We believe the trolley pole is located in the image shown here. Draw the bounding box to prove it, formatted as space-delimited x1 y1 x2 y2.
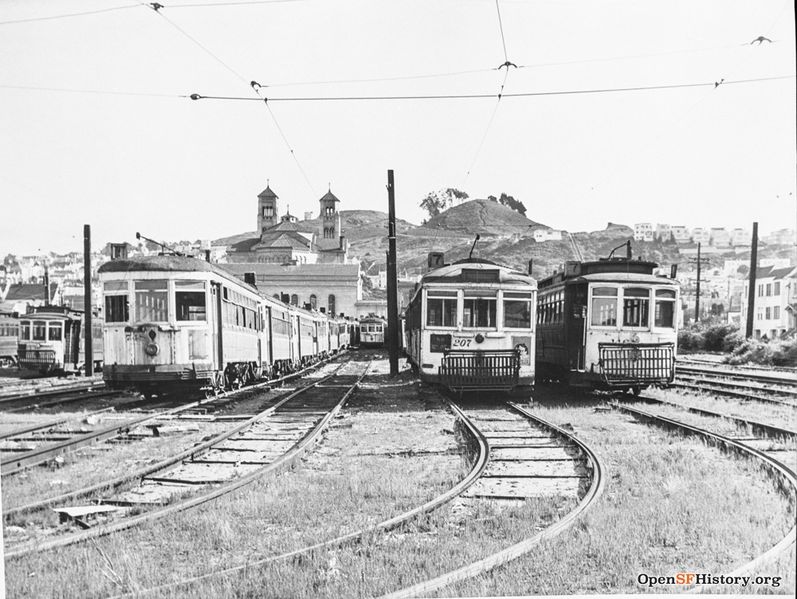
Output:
745 222 759 338
83 224 94 377
386 170 400 376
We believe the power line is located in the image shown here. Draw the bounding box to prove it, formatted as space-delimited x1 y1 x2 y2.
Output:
0 3 140 26
0 84 184 98
495 0 510 65
188 74 795 103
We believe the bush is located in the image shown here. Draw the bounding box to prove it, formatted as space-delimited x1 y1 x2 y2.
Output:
677 322 742 353
725 334 797 366
677 327 704 352
702 324 738 352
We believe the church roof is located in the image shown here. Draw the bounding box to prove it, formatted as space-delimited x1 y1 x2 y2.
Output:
258 185 278 199
320 190 339 202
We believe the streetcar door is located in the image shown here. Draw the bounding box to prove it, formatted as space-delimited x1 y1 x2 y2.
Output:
567 284 587 370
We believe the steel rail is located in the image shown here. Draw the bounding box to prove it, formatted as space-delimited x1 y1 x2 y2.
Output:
676 365 797 388
670 380 797 408
0 407 118 442
0 381 105 404
627 395 797 439
3 353 345 517
4 358 370 558
616 403 797 591
109 397 492 597
380 402 606 599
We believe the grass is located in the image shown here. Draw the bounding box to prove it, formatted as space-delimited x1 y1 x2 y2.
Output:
4 370 468 598
650 387 797 431
442 405 796 596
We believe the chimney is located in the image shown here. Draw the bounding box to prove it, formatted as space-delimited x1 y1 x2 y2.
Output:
427 252 445 270
243 272 256 287
527 259 533 275
281 293 289 304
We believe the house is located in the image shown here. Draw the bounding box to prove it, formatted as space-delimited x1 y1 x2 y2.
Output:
671 225 691 243
633 223 654 242
709 228 731 248
691 227 710 244
741 265 797 339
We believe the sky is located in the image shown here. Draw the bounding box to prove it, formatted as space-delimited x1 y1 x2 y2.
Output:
1 0 795 256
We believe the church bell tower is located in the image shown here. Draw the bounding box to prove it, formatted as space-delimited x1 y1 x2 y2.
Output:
258 183 278 237
319 188 340 239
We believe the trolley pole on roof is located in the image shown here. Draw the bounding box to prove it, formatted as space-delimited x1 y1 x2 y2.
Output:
386 170 400 376
83 224 93 377
745 222 759 338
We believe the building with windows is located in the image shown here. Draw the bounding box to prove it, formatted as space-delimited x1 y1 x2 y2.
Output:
741 265 797 339
670 225 691 243
222 182 364 317
633 223 654 242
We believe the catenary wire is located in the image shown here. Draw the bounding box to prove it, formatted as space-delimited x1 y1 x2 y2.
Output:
188 74 794 103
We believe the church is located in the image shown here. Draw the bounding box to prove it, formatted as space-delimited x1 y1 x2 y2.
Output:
224 183 364 317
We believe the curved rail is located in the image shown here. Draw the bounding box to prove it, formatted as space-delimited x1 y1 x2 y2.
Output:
616 403 797 590
629 395 797 439
5 358 368 558
110 397 492 597
380 401 606 599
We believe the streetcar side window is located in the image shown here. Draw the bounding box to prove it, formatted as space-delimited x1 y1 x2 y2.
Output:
622 287 650 328
48 322 62 341
33 320 47 341
591 287 617 326
175 281 206 322
654 289 676 328
20 321 31 340
135 280 169 322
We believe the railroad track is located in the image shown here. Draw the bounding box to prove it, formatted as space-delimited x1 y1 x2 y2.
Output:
615 402 797 590
103 395 605 597
3 356 370 558
674 365 797 407
381 401 605 598
0 353 347 478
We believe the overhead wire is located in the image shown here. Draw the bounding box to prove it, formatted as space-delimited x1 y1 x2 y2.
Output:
0 3 140 26
147 2 317 196
188 75 794 103
0 84 185 98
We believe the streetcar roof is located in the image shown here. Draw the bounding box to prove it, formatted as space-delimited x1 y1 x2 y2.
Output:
420 261 536 287
566 273 677 285
98 255 258 296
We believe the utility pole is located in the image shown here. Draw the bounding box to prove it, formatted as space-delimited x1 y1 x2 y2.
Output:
386 170 399 376
83 224 93 377
745 222 759 338
689 242 709 324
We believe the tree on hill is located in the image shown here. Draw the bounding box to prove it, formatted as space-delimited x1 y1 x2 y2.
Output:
420 188 469 220
487 193 527 216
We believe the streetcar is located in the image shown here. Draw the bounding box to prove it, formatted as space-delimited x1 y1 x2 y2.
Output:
359 315 386 348
16 306 103 374
535 243 678 394
405 252 537 394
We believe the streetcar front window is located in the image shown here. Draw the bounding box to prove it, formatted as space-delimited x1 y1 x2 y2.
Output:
654 289 676 328
591 287 617 326
463 293 496 328
105 295 129 323
427 294 457 327
48 322 62 341
135 280 168 322
623 287 650 328
33 321 46 341
504 292 532 328
104 281 130 323
20 321 31 340
176 281 206 321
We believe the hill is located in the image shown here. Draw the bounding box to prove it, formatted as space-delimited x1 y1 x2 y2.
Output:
423 199 545 235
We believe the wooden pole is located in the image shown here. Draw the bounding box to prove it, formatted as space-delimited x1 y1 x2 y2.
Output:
83 224 93 377
745 222 758 338
386 170 399 376
694 242 701 323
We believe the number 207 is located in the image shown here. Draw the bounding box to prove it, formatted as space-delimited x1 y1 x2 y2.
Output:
452 338 472 347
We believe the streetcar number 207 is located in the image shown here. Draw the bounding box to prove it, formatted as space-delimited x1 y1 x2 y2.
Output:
452 338 472 347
